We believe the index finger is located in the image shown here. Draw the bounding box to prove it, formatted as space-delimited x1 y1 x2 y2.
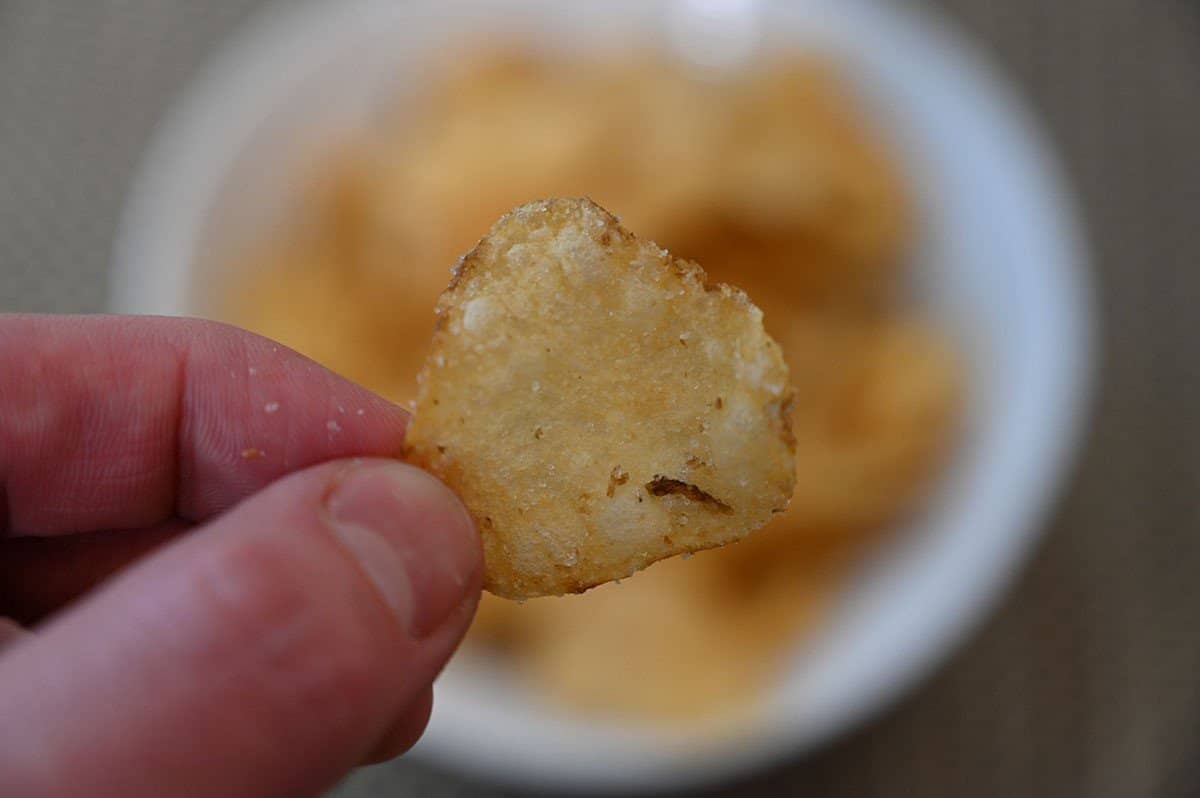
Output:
0 314 409 537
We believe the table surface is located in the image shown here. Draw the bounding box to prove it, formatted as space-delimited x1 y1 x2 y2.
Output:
2 1 1198 796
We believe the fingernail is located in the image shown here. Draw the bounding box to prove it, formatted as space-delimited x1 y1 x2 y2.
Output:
324 462 479 638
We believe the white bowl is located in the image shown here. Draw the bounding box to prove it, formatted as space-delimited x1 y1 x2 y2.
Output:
112 0 1095 792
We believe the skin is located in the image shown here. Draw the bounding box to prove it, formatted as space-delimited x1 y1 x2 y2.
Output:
0 315 483 798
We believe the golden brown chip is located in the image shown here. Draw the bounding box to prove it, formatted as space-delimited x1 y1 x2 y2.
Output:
220 52 963 722
406 198 796 599
226 251 428 402
508 551 836 723
783 316 961 529
516 559 760 721
465 592 525 649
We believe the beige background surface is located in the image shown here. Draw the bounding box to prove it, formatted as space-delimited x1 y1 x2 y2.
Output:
1 1 1198 795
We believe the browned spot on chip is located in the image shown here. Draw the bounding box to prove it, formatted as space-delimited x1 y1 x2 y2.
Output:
645 476 733 513
778 393 797 450
606 466 629 498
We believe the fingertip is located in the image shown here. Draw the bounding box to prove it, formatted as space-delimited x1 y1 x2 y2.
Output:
0 458 479 797
361 687 434 765
324 461 482 639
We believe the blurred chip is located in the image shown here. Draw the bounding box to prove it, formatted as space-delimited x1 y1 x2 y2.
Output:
783 317 961 529
223 52 960 722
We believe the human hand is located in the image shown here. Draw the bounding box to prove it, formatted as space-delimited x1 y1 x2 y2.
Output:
0 315 482 797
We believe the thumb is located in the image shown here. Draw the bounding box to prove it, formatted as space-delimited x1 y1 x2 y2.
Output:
0 459 481 798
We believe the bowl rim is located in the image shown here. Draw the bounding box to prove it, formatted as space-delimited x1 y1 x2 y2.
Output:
111 0 1097 792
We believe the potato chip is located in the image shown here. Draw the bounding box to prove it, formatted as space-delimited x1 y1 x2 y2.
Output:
783 317 961 529
224 52 962 721
516 558 760 721
465 592 525 649
405 198 796 598
505 548 838 723
227 251 428 402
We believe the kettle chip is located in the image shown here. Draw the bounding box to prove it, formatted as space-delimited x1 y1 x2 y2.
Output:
405 198 796 598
